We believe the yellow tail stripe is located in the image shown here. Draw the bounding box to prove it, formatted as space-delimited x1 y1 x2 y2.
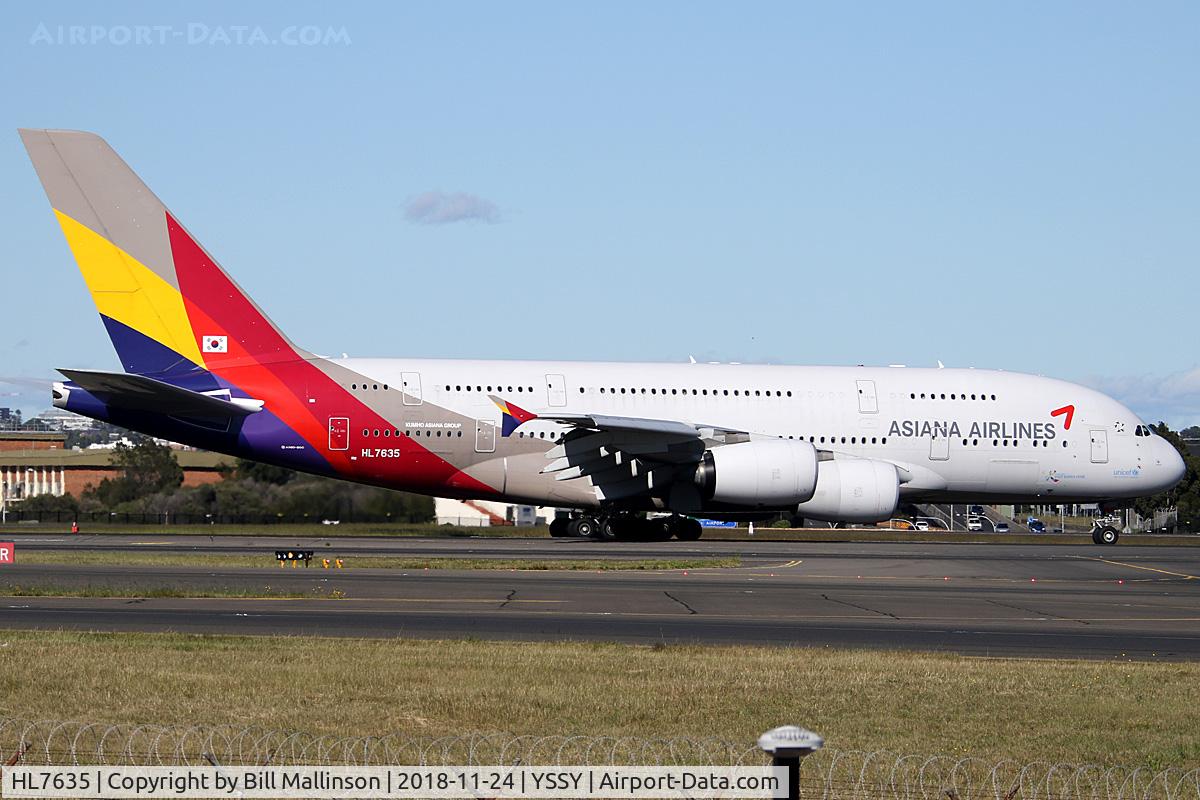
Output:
53 209 204 368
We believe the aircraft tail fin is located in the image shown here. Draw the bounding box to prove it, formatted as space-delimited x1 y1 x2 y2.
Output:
489 395 537 437
19 129 302 378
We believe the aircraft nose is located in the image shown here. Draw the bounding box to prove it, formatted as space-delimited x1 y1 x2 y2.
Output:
1154 437 1186 489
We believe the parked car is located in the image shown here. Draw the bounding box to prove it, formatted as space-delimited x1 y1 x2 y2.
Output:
966 516 984 531
995 522 1010 532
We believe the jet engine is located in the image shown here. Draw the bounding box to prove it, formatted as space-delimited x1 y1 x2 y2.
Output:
694 439 819 507
796 458 900 522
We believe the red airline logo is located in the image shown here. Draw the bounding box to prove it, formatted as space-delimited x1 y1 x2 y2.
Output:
0 543 12 564
1050 405 1075 430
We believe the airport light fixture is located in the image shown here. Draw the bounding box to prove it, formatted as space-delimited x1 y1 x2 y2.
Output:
758 725 823 800
275 549 314 567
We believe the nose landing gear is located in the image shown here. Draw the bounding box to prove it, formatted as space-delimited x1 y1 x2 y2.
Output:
1092 523 1119 545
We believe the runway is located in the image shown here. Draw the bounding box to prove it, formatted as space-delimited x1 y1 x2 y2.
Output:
2 534 1198 659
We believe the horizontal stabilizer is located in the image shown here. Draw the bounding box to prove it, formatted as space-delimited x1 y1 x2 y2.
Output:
58 368 264 420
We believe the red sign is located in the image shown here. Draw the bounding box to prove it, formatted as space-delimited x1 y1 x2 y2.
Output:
0 543 12 564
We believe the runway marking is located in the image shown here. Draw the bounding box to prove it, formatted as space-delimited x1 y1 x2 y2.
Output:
1074 556 1199 581
10 599 1198 625
193 608 1200 628
745 559 803 570
130 541 174 545
682 558 803 575
0 595 565 604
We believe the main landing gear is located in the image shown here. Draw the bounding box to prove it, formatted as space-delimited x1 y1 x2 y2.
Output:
1092 524 1120 546
551 513 703 541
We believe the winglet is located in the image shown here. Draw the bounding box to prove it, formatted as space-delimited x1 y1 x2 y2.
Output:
488 395 537 437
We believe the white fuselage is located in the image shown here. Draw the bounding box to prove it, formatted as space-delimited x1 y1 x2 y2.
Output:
331 358 1184 508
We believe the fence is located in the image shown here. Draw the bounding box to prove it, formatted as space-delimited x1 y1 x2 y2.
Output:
0 718 1196 799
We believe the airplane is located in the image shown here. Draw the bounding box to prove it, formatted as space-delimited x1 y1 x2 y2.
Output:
19 129 1185 545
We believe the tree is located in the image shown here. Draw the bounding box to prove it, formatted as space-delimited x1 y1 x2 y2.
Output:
15 493 80 517
86 440 183 507
1131 423 1200 531
234 458 297 485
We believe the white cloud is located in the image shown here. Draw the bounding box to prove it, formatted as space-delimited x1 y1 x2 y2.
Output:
0 375 52 390
1084 368 1200 429
404 191 500 225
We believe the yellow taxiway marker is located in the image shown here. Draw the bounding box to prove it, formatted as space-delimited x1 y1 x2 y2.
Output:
1076 555 1199 581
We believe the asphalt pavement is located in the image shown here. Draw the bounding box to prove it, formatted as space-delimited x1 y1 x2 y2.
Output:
1 534 1197 659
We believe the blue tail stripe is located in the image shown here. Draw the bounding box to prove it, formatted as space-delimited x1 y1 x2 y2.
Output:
100 314 202 377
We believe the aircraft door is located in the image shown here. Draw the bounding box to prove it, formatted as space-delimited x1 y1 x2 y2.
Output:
401 372 422 405
1090 429 1109 463
475 419 497 453
328 417 349 451
546 374 567 407
929 434 950 461
856 380 878 413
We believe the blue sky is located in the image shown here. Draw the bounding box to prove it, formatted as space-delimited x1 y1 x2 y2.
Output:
1 2 1198 426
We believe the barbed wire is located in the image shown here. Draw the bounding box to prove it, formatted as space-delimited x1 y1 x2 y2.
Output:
0 718 1196 799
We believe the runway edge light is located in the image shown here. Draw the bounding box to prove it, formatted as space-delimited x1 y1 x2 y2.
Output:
757 725 823 800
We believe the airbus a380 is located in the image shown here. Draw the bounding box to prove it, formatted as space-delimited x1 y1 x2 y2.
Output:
19 130 1185 545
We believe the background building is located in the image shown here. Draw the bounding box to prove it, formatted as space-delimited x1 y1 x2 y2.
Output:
434 497 556 527
0 432 231 503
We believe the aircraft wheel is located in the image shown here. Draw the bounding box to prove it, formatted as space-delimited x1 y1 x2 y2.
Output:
596 516 618 541
549 518 570 538
570 517 597 539
633 518 667 541
676 518 703 541
1091 528 1103 545
655 517 680 541
1098 526 1119 546
661 516 683 540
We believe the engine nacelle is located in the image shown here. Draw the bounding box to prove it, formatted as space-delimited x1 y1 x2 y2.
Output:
796 458 900 523
695 439 819 508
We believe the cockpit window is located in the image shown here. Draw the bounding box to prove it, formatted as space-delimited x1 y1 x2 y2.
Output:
1134 424 1153 437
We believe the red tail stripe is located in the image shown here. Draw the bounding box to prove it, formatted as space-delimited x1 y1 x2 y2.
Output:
168 211 496 495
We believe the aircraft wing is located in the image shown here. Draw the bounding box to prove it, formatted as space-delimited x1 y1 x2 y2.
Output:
59 369 264 421
490 395 745 502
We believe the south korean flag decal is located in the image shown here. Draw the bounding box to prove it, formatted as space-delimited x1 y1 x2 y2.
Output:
202 335 228 354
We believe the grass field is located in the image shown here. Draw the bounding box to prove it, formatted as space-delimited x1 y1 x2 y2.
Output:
0 584 325 599
9 551 740 572
3 521 1198 546
0 630 1196 767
